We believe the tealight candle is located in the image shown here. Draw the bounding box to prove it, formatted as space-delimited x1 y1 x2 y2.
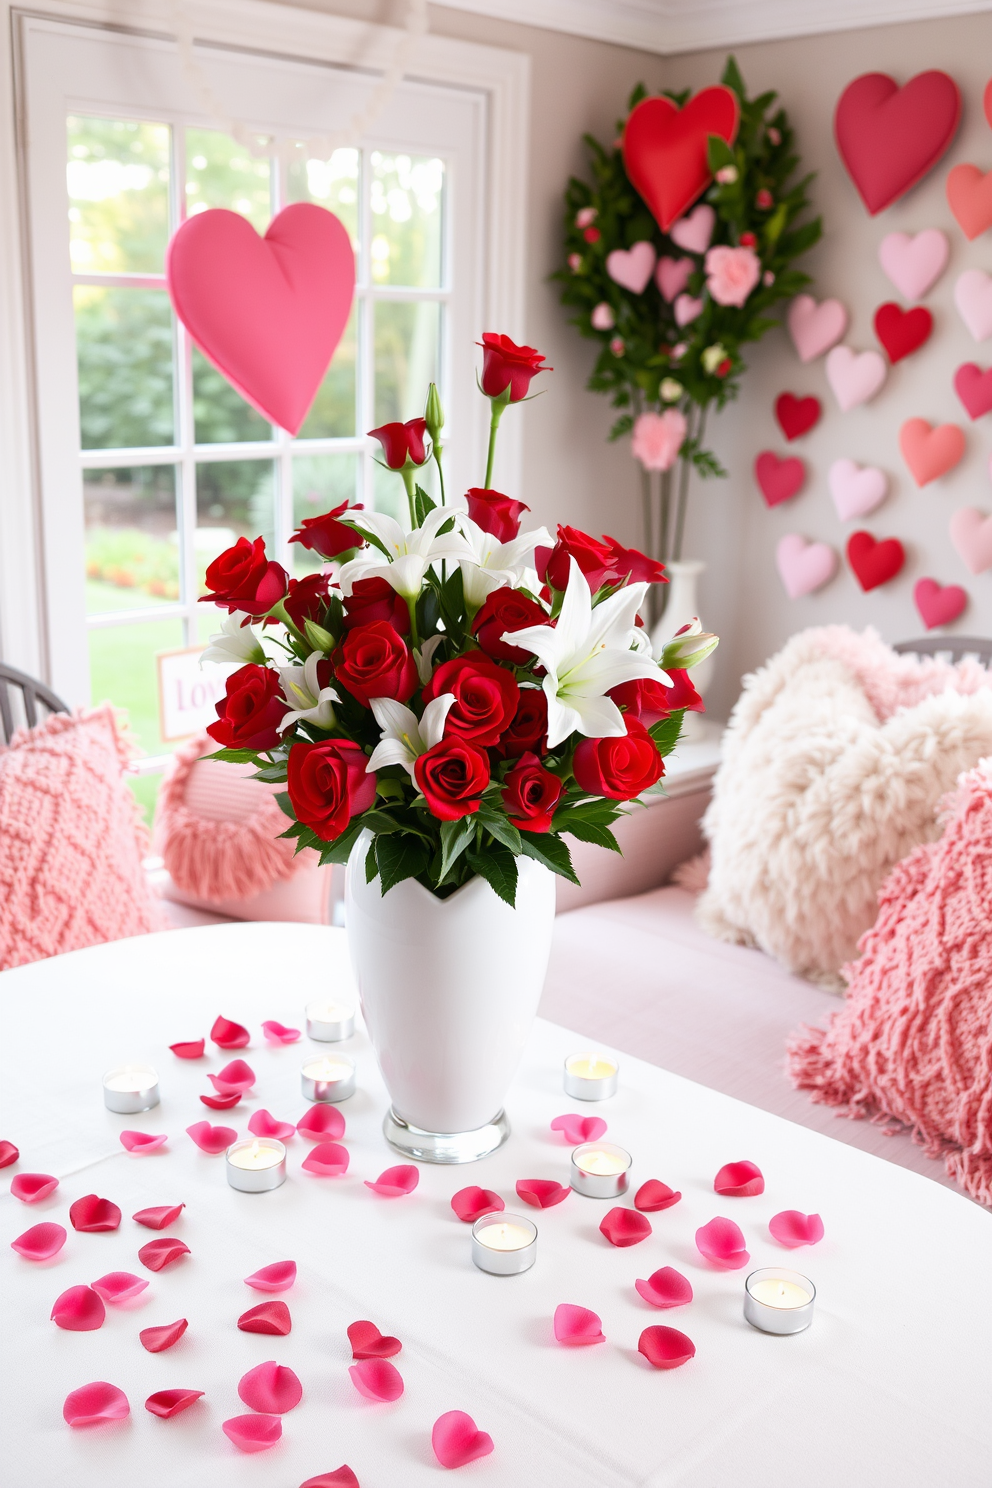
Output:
563 1051 618 1101
306 998 355 1042
301 1053 355 1103
225 1137 287 1193
570 1141 631 1198
102 1064 160 1114
471 1213 537 1275
744 1268 815 1335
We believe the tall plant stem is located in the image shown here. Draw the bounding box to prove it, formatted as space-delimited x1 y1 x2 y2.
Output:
401 467 417 527
673 404 706 562
659 467 672 564
640 463 655 625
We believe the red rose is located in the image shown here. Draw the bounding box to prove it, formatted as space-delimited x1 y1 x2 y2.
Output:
540 525 617 593
200 536 288 618
289 501 363 559
501 752 562 832
342 576 410 634
572 718 664 800
603 536 667 586
478 333 552 402
287 739 376 842
465 487 530 542
415 738 490 821
332 621 417 708
283 573 334 632
422 653 519 746
206 664 286 751
471 589 549 664
368 417 428 470
611 669 703 725
496 689 549 759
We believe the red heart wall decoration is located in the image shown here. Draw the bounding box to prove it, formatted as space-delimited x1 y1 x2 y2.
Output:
953 364 992 420
754 452 805 507
774 393 821 440
622 87 739 233
846 530 906 591
167 203 355 435
946 164 992 241
873 303 933 363
834 71 961 214
914 578 967 629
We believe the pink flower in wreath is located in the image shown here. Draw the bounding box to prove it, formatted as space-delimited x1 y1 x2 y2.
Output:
591 302 615 330
704 245 761 307
631 409 687 472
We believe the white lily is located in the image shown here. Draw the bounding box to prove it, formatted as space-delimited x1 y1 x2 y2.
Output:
366 693 456 778
278 653 340 732
337 506 475 600
455 515 555 610
200 612 267 667
507 558 669 748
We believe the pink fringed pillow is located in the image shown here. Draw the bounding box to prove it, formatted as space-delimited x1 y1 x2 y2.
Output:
788 761 992 1206
0 707 162 969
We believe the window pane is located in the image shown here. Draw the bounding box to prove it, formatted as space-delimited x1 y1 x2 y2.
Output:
286 148 359 249
369 152 443 287
67 116 170 275
186 129 271 230
196 459 275 592
85 466 180 614
298 302 357 439
193 346 271 444
292 454 360 574
373 457 438 525
76 286 174 449
89 616 184 758
374 301 441 425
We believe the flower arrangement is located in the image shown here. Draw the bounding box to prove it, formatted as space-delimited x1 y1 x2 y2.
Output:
200 334 718 907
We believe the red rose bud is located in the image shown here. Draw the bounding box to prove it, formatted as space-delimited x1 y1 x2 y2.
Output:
282 573 334 633
414 738 491 821
583 226 601 243
422 653 519 747
472 589 549 665
478 333 552 403
495 689 549 759
501 752 562 832
573 717 664 800
332 621 417 709
289 500 364 559
544 525 617 593
287 739 376 842
716 358 732 377
342 576 410 634
755 188 774 209
610 670 703 725
465 487 530 542
603 537 667 586
206 664 287 751
200 536 288 617
368 417 428 470
739 232 757 248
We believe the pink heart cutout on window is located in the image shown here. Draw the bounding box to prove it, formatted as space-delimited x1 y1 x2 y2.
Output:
825 346 887 410
755 452 805 507
775 535 838 599
878 229 948 300
656 255 693 302
787 294 848 362
670 203 715 253
674 292 704 326
899 418 965 486
605 241 656 294
914 577 968 629
828 458 888 521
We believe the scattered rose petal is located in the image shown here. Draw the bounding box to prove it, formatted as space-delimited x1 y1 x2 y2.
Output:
638 1325 696 1369
348 1358 404 1402
300 1470 360 1488
145 1388 204 1418
364 1165 418 1197
238 1360 303 1414
222 1413 282 1452
11 1221 67 1260
211 1015 250 1049
301 1142 349 1177
695 1216 750 1269
120 1131 168 1154
139 1318 188 1352
208 1058 256 1094
63 1381 129 1426
70 1195 121 1232
262 1020 301 1044
91 1271 149 1303
550 1113 607 1144
133 1204 184 1230
186 1121 237 1154
0 1139 20 1167
553 1303 605 1346
634 1266 693 1309
138 1237 190 1272
600 1207 652 1247
769 1210 825 1248
347 1320 401 1359
634 1179 682 1212
515 1178 569 1209
451 1186 504 1223
714 1160 764 1197
200 1091 242 1110
245 1260 297 1292
239 1301 292 1336
11 1172 58 1203
169 1039 204 1059
51 1285 105 1331
432 1410 494 1469
248 1109 296 1141
296 1105 345 1141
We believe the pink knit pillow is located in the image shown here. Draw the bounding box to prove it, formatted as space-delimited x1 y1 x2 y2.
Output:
0 707 162 970
788 761 992 1206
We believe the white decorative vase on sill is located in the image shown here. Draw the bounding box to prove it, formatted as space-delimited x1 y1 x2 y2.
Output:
345 832 557 1163
651 558 714 740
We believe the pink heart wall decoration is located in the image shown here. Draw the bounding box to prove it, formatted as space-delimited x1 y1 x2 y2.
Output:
605 241 656 294
953 363 992 420
825 346 887 411
755 452 804 507
656 256 693 302
899 418 965 486
878 229 949 301
828 458 888 520
776 535 838 598
167 203 355 435
949 507 992 574
914 578 967 629
669 203 715 254
946 164 992 241
674 293 703 327
954 270 992 342
833 71 961 214
787 295 848 363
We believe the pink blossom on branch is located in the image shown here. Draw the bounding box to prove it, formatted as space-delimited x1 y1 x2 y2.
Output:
631 409 686 472
704 245 761 307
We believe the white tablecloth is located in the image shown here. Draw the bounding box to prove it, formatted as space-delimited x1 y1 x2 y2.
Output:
1 922 990 1488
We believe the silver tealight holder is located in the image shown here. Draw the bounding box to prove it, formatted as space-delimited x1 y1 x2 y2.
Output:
102 1063 160 1114
225 1137 287 1193
563 1052 619 1101
305 998 356 1042
471 1212 537 1275
301 1053 355 1103
744 1268 815 1335
570 1141 631 1198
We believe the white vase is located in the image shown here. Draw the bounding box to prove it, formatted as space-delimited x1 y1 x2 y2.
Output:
345 833 557 1163
651 558 714 737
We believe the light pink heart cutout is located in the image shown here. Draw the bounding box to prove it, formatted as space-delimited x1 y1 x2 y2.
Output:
605 241 656 294
878 229 949 301
949 506 992 574
914 577 968 629
787 294 848 362
674 293 704 326
825 345 887 410
955 269 992 342
775 535 838 599
899 418 965 486
670 204 715 253
656 255 693 301
828 458 888 521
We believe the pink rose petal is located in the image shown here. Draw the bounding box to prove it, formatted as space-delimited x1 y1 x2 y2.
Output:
91 1271 149 1303
138 1237 190 1272
70 1194 121 1232
120 1130 168 1154
51 1285 106 1331
239 1301 292 1336
301 1142 350 1177
0 1139 20 1167
695 1216 750 1269
248 1109 296 1141
10 1172 58 1203
714 1160 764 1197
211 1015 250 1049
208 1058 256 1094
364 1164 419 1197
550 1113 608 1144
145 1388 204 1418
347 1320 402 1359
301 1470 360 1488
245 1260 297 1292
200 1091 242 1110
11 1221 67 1260
634 1266 693 1309
169 1039 205 1059
451 1186 504 1223
238 1360 303 1414
186 1121 237 1154
600 1207 652 1247
222 1413 282 1452
553 1303 605 1346
634 1179 682 1212
638 1325 696 1369
515 1178 570 1209
139 1318 188 1352
133 1204 184 1230
296 1105 346 1141
63 1381 129 1427
432 1410 494 1469
769 1210 825 1248
262 1020 301 1044
348 1358 404 1402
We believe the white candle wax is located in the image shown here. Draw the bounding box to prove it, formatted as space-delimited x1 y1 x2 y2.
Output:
576 1148 626 1176
225 1137 287 1192
102 1064 159 1113
570 1141 632 1198
471 1212 537 1274
566 1055 617 1082
563 1050 618 1100
302 1057 351 1081
744 1268 816 1335
228 1139 284 1171
475 1222 534 1252
305 998 356 1042
306 1000 353 1023
301 1052 355 1103
749 1278 812 1309
103 1066 157 1093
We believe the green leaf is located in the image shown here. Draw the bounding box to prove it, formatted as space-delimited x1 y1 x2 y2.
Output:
439 816 476 881
365 839 378 884
561 818 622 853
721 54 746 97
518 832 581 886
466 842 518 907
204 747 259 764
316 820 365 867
649 711 685 754
706 134 735 173
475 806 523 855
376 833 431 895
413 483 437 526
360 809 405 835
253 763 289 783
275 791 295 820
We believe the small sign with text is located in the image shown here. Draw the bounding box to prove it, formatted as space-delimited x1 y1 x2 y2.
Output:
157 646 232 742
